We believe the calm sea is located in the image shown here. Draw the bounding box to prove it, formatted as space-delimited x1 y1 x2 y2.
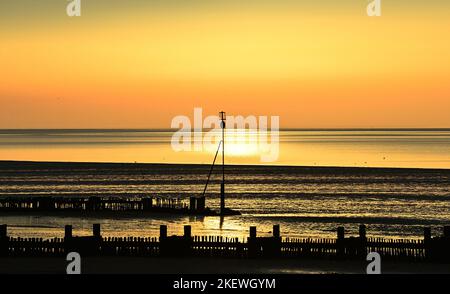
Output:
0 129 449 240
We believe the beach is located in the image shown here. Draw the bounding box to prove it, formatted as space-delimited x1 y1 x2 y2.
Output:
1 256 450 274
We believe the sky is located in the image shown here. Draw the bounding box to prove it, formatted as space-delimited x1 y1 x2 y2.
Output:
1 0 449 129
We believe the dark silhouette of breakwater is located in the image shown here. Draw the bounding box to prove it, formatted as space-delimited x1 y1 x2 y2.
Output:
0 196 218 216
1 224 449 262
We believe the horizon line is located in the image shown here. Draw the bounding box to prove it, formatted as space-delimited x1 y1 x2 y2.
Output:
1 128 450 132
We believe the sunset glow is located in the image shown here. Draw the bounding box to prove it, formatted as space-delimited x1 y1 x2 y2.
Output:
1 1 450 128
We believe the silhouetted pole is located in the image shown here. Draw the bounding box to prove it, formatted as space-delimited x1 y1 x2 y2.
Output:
249 226 257 239
64 225 73 239
0 224 7 256
184 225 192 239
337 226 345 257
248 226 258 258
183 225 193 256
359 224 367 257
337 226 345 240
159 225 167 240
424 227 431 241
424 227 432 260
0 225 6 239
93 223 101 238
271 225 282 257
219 111 226 215
273 225 280 238
443 226 450 262
359 224 366 240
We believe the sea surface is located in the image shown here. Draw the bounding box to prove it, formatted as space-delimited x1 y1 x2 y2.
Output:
0 129 449 240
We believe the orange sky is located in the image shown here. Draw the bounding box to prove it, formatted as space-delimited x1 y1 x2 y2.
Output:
1 1 449 128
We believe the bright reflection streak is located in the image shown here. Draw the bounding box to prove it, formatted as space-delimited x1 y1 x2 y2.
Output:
203 129 263 157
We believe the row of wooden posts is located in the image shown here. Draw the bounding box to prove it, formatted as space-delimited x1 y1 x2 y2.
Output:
1 224 450 262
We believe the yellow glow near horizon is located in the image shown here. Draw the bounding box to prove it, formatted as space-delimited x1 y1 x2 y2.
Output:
203 130 261 157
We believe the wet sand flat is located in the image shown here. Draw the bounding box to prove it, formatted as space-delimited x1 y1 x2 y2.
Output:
1 256 450 274
1 160 450 240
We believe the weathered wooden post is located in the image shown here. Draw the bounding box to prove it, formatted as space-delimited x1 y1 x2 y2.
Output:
0 224 6 238
443 226 450 262
65 225 73 239
160 225 167 240
0 224 7 256
248 226 258 258
93 224 101 238
337 226 345 240
250 226 257 239
424 227 431 241
358 224 367 258
64 225 73 254
270 224 282 257
92 224 102 255
184 225 192 239
273 225 280 238
424 227 432 260
337 226 345 258
183 225 193 257
359 225 366 239
159 225 168 257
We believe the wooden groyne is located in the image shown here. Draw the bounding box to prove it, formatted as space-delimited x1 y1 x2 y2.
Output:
1 224 450 262
0 196 218 216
